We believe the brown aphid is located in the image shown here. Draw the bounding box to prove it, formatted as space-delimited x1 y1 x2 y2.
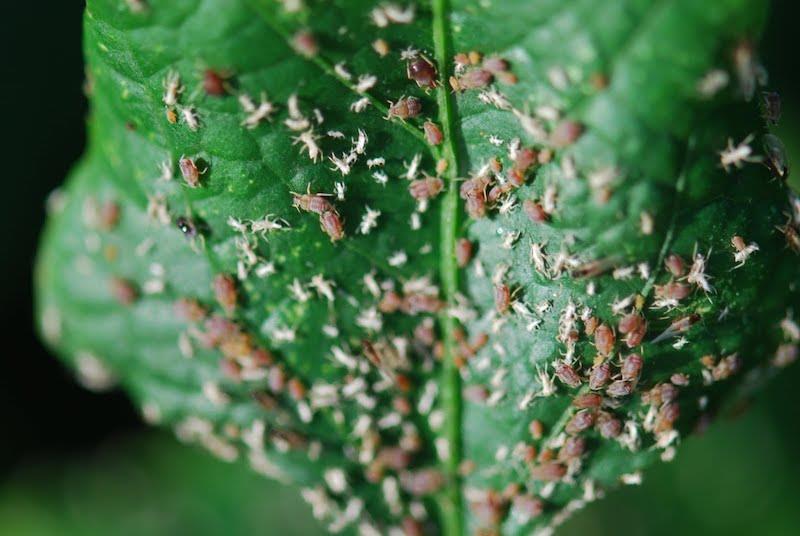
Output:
402 293 443 314
494 283 511 314
409 176 444 200
463 384 490 403
655 401 680 433
456 68 493 90
555 363 582 388
436 158 448 175
655 282 692 300
470 491 507 527
287 377 306 400
413 319 436 347
407 56 438 89
596 411 622 438
468 50 482 65
291 29 318 58
606 380 633 398
619 314 647 348
594 324 615 356
590 71 609 89
213 274 238 315
584 316 599 336
110 277 138 305
589 362 611 390
781 221 800 252
530 462 566 481
379 290 403 313
372 38 390 57
621 353 644 382
573 392 603 409
664 254 686 277
670 373 690 386
399 468 445 496
202 68 229 96
423 121 443 145
268 365 286 393
401 517 424 536
459 176 490 218
201 315 239 348
529 419 544 440
179 155 204 188
482 56 509 74
99 200 120 230
166 107 178 123
387 96 422 119
219 330 253 360
712 354 742 380
512 494 543 521
549 120 584 148
558 436 586 461
320 210 344 241
455 238 473 268
565 409 596 434
522 199 548 223
174 297 207 323
292 191 333 214
377 447 411 472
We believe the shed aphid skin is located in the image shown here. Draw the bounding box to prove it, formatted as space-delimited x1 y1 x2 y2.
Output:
163 70 183 108
686 249 714 293
355 74 377 94
358 206 381 235
293 130 323 162
240 92 275 129
179 105 200 130
350 97 370 113
731 235 759 267
719 134 761 171
372 38 390 56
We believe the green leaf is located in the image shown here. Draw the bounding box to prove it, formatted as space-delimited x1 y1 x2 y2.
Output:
36 0 799 534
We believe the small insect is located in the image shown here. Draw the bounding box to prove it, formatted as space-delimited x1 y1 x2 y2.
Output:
423 121 443 145
179 106 200 130
292 189 333 214
202 68 230 96
175 216 198 239
162 70 183 107
555 363 581 388
618 313 647 348
523 200 548 223
621 353 644 382
494 283 511 314
594 324 615 355
572 393 603 409
372 38 390 57
409 176 444 200
291 29 318 58
407 56 438 89
174 298 207 323
664 253 686 277
558 436 586 461
606 380 633 398
178 155 206 187
98 200 120 230
731 235 759 267
529 462 566 482
652 313 700 343
455 238 473 268
110 277 138 306
565 410 596 435
213 274 238 315
287 377 306 400
387 96 422 119
596 411 622 438
779 220 800 252
588 362 611 390
762 133 789 179
549 120 584 148
399 468 444 496
719 134 761 172
459 176 490 218
320 210 344 241
450 68 493 92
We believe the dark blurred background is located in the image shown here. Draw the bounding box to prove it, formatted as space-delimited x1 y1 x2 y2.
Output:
1 2 798 535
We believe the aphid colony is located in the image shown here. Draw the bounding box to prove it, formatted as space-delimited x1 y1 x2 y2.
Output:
82 12 795 536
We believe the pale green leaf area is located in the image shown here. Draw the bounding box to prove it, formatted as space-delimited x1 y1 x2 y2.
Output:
35 0 799 534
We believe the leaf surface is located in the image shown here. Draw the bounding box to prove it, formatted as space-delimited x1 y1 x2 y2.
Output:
36 0 799 534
